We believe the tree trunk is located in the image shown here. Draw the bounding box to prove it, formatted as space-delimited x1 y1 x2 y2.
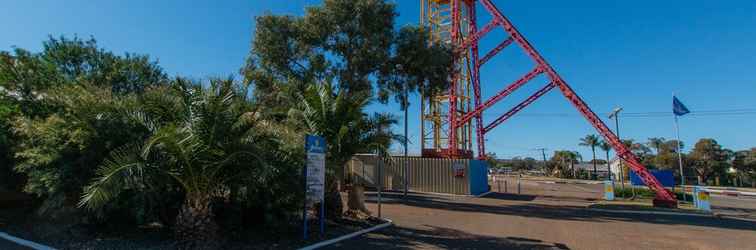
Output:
605 150 611 181
175 193 219 249
322 179 343 220
347 184 370 216
592 147 597 180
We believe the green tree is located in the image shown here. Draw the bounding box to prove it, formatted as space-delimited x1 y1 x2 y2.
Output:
663 140 684 154
0 95 20 190
689 138 730 185
732 148 756 187
3 36 168 215
551 150 581 178
579 134 600 180
485 152 500 169
1 36 167 117
244 0 451 118
12 84 149 216
79 79 295 247
647 137 666 155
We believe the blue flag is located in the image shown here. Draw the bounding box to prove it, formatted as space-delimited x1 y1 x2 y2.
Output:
673 96 690 116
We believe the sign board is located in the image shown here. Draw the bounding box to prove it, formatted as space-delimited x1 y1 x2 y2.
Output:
694 186 711 212
629 170 674 187
453 162 465 177
305 135 326 205
604 181 615 201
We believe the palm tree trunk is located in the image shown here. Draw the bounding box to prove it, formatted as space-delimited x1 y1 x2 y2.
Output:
605 150 610 181
175 193 219 249
592 147 597 180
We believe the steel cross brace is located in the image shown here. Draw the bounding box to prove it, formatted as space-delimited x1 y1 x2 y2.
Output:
456 66 543 126
476 0 677 205
483 82 555 133
456 20 498 55
480 37 514 66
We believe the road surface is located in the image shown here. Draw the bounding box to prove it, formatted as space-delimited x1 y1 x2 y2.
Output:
328 180 756 250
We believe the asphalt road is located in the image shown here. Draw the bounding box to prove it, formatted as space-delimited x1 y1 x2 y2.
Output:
328 180 756 250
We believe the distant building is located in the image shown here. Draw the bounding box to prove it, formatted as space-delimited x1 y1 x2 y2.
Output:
572 162 610 178
608 157 624 180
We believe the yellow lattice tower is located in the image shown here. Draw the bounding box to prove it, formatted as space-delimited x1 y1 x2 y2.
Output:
420 0 474 158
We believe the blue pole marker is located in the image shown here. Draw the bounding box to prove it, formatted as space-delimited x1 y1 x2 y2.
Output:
604 180 615 201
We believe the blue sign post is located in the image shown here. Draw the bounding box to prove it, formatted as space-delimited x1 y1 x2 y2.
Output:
303 135 326 239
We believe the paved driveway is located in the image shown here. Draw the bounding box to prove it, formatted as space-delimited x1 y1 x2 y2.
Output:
327 189 756 250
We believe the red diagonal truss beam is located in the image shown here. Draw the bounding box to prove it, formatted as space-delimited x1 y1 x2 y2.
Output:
483 82 555 133
475 0 677 206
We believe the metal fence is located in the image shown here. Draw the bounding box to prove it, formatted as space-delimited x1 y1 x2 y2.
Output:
345 154 475 195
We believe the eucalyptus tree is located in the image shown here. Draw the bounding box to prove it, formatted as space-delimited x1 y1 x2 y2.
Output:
689 138 730 184
244 0 452 118
2 35 167 200
79 79 294 247
579 134 601 179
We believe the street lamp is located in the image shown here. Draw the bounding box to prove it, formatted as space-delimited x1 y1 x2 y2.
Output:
608 107 624 192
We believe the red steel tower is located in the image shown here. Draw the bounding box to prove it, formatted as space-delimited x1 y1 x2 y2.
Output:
419 0 678 207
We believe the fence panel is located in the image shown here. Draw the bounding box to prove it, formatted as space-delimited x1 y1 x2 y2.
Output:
345 155 471 195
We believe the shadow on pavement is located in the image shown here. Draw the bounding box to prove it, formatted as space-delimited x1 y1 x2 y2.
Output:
367 192 756 232
326 224 570 250
479 192 537 201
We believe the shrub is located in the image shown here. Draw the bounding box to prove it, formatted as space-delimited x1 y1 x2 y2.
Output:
613 187 693 201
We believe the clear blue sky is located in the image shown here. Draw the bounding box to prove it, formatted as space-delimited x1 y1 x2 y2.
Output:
3 0 756 160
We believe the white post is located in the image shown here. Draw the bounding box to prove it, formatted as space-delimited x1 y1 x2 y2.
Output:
674 115 686 201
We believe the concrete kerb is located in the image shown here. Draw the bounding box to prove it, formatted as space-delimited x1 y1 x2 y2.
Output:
298 218 393 250
587 208 714 218
475 190 494 198
0 232 56 250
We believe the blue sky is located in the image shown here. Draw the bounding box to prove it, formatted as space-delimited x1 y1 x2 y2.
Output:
2 0 756 160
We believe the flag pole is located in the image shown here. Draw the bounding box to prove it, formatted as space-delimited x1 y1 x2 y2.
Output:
674 97 686 202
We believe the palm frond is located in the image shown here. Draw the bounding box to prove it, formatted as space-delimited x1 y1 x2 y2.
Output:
79 144 147 211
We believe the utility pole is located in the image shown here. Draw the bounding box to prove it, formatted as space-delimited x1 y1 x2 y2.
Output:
608 107 624 192
535 148 548 175
403 85 409 198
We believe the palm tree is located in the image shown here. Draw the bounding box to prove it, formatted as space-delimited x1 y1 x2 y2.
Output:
551 150 581 178
79 78 290 247
579 134 600 180
599 140 612 180
289 82 402 218
647 137 666 155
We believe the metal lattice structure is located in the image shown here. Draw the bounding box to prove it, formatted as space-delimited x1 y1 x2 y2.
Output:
420 0 475 159
419 0 677 207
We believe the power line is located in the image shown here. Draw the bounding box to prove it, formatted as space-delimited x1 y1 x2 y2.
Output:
484 108 756 118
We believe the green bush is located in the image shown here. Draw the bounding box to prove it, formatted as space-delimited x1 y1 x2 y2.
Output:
613 187 693 201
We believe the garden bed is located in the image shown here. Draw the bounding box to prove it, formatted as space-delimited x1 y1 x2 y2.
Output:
0 199 383 250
